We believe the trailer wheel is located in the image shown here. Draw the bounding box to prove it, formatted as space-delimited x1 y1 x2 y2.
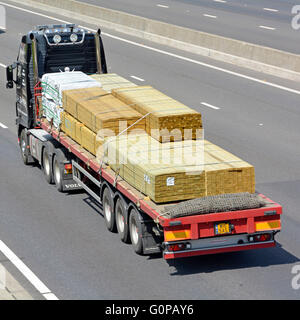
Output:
115 198 130 243
19 130 30 165
129 208 143 255
53 154 64 192
42 147 53 184
102 187 116 232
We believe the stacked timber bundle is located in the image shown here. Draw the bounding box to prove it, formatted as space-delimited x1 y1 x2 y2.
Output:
62 87 108 118
112 86 202 142
76 94 146 136
60 86 146 155
41 71 101 128
42 72 255 204
100 134 206 203
89 73 137 93
60 112 102 155
97 135 255 203
203 141 255 196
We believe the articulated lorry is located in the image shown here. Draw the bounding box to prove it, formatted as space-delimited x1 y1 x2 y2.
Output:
6 24 282 259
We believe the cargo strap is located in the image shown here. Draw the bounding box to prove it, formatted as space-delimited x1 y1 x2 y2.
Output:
116 111 152 138
113 167 120 188
101 111 152 193
98 159 104 177
48 118 54 133
57 124 62 141
100 111 152 160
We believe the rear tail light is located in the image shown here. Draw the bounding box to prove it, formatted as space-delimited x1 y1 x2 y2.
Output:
167 243 191 252
64 163 72 174
249 233 272 243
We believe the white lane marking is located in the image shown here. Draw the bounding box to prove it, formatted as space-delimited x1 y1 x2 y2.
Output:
214 0 227 3
130 75 145 82
203 14 217 18
0 122 8 128
1 2 300 97
0 240 59 300
201 102 220 110
259 25 276 30
263 8 278 12
43 293 59 300
0 62 6 68
157 4 169 8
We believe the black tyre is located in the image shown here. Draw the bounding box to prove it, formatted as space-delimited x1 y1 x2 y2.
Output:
53 154 64 192
19 130 30 165
42 147 53 184
102 187 116 232
115 198 130 243
129 208 143 255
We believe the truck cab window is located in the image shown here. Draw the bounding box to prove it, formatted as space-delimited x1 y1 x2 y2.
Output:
17 42 26 64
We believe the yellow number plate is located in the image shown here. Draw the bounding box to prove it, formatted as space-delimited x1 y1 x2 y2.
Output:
215 222 230 235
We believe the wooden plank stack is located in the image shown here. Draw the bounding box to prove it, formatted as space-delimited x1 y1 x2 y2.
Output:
97 134 255 203
76 94 146 136
89 73 137 93
62 87 108 118
55 73 255 204
100 134 206 203
61 86 147 155
60 111 103 155
203 141 255 196
112 86 202 142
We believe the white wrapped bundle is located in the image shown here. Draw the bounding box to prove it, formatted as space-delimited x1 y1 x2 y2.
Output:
41 71 102 128
42 96 63 128
42 71 101 106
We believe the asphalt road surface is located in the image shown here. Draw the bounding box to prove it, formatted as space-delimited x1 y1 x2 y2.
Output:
80 0 300 54
0 0 300 300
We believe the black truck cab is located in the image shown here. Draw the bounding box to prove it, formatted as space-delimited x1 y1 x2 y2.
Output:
6 24 107 130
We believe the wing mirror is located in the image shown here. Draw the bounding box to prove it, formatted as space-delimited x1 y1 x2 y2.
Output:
6 62 18 89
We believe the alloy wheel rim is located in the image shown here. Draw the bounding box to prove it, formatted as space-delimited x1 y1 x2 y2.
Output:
130 219 139 245
104 200 111 222
116 207 124 233
44 154 50 176
54 160 61 184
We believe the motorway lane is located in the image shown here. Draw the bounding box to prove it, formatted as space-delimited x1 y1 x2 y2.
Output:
0 1 300 299
79 0 300 53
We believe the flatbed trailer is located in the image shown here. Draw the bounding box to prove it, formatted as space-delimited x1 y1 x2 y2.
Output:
28 117 281 260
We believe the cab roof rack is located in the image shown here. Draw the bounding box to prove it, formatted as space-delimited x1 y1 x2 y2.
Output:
35 24 77 31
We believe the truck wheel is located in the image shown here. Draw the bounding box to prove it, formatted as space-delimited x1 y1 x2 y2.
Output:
102 187 116 232
20 130 30 165
53 154 64 192
42 147 53 184
115 198 130 243
129 208 143 255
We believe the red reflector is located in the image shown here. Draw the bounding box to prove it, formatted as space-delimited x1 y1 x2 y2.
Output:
167 244 187 252
260 234 271 241
254 233 271 242
64 164 72 170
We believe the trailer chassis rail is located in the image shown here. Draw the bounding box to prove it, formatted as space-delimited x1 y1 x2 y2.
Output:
72 160 101 203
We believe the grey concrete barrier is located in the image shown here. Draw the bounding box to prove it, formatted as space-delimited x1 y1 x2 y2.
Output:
0 4 6 30
9 0 300 81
